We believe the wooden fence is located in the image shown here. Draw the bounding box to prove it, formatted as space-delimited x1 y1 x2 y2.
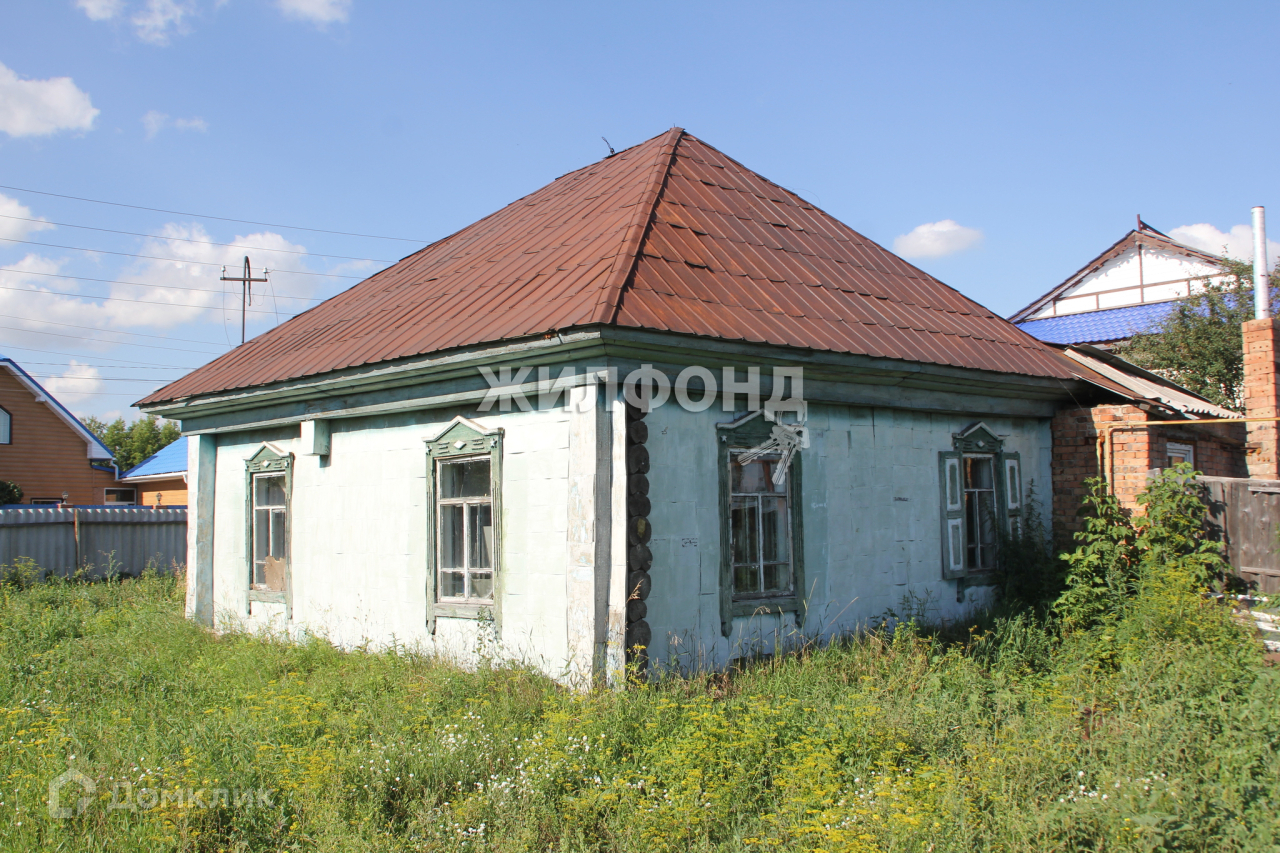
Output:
0 506 187 579
1200 476 1280 593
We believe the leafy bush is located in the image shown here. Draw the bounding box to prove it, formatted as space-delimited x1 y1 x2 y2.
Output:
0 472 1271 852
0 480 21 505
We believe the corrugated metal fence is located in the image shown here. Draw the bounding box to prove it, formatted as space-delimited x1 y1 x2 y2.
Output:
1200 476 1280 593
0 506 186 578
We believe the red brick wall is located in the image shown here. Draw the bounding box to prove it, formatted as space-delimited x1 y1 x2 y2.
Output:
1244 318 1280 479
1051 404 1248 539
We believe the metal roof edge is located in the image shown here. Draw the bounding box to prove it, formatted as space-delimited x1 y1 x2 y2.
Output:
0 357 114 461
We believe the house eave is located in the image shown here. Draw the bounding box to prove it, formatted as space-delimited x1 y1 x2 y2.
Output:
144 327 1095 435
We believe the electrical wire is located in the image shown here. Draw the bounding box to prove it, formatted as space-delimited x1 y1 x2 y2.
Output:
22 373 188 382
0 183 428 243
0 267 322 304
0 215 397 263
0 281 298 316
0 342 204 367
0 323 226 355
10 360 192 370
0 313 226 347
0 236 368 279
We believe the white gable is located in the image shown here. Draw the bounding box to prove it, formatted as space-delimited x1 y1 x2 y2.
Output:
1028 244 1227 320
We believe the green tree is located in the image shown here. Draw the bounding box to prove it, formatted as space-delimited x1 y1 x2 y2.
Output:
91 415 181 472
1116 258 1278 410
0 481 22 505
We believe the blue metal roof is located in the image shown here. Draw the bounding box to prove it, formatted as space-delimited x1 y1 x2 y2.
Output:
1015 302 1178 345
120 435 188 479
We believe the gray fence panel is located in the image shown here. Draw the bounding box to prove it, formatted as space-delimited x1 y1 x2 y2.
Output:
0 507 187 578
1201 476 1280 593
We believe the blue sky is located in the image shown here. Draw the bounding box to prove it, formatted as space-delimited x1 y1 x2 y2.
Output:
2 0 1278 420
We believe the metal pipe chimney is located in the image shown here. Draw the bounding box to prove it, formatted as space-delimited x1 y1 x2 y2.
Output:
1253 206 1271 320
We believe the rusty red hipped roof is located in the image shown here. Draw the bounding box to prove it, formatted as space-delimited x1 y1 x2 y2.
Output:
139 128 1078 406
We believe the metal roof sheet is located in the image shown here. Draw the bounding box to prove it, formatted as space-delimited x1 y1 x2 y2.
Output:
1015 301 1177 345
1062 346 1241 420
139 129 1079 407
119 436 188 480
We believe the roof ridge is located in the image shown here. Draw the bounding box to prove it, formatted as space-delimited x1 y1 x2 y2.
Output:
588 127 684 325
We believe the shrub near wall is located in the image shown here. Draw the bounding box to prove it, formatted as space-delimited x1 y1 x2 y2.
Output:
0 469 1276 852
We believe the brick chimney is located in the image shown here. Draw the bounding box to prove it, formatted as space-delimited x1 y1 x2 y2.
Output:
1244 317 1280 479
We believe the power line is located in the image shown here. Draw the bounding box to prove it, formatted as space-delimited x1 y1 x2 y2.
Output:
0 342 203 367
0 183 428 243
0 267 322 304
9 360 191 370
0 236 366 279
22 373 187 382
0 215 397 263
0 280 299 316
0 323 226 355
0 313 226 347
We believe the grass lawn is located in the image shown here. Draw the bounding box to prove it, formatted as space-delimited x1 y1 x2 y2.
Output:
0 559 1276 852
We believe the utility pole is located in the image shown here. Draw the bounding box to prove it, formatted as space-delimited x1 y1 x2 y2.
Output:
220 256 269 345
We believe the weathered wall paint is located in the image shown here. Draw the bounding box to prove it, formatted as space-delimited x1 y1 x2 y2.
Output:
641 402 1053 672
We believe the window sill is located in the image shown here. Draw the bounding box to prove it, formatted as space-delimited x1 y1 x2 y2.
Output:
729 596 802 619
248 590 287 604
434 601 494 621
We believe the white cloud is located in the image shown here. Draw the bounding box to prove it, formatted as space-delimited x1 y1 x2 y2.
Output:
143 110 208 139
1168 223 1280 264
0 194 55 242
0 61 98 138
107 223 316 329
132 0 196 45
42 360 104 404
277 0 350 25
75 0 125 20
893 219 984 259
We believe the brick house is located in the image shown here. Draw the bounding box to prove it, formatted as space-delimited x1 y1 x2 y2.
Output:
0 354 126 505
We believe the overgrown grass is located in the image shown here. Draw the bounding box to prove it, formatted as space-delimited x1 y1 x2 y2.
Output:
0 472 1277 851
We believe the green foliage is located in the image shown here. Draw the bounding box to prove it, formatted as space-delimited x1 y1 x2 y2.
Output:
1116 258 1278 410
0 474 1269 852
1054 464 1227 637
0 479 21 505
993 483 1063 607
1053 478 1140 629
83 415 181 472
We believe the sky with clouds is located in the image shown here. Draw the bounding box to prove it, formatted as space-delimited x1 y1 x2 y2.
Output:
2 0 1279 420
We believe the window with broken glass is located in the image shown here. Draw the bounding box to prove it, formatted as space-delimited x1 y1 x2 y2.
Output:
435 457 494 604
729 452 793 599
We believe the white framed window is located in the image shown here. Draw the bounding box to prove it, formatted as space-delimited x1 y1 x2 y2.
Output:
1167 442 1194 469
104 488 136 505
962 455 997 572
251 472 288 592
0 405 10 444
728 451 793 599
435 456 494 603
939 423 1020 580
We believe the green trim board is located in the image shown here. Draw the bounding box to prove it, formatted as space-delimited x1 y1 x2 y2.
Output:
716 411 806 638
423 416 504 634
244 442 293 618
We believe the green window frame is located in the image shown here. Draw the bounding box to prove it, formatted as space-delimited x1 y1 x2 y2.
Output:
939 423 1020 580
424 417 503 633
716 412 805 637
245 443 293 616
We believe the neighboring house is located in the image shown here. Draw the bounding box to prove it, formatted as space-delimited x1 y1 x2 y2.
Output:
119 436 188 507
0 353 126 505
133 129 1235 683
1012 221 1229 347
